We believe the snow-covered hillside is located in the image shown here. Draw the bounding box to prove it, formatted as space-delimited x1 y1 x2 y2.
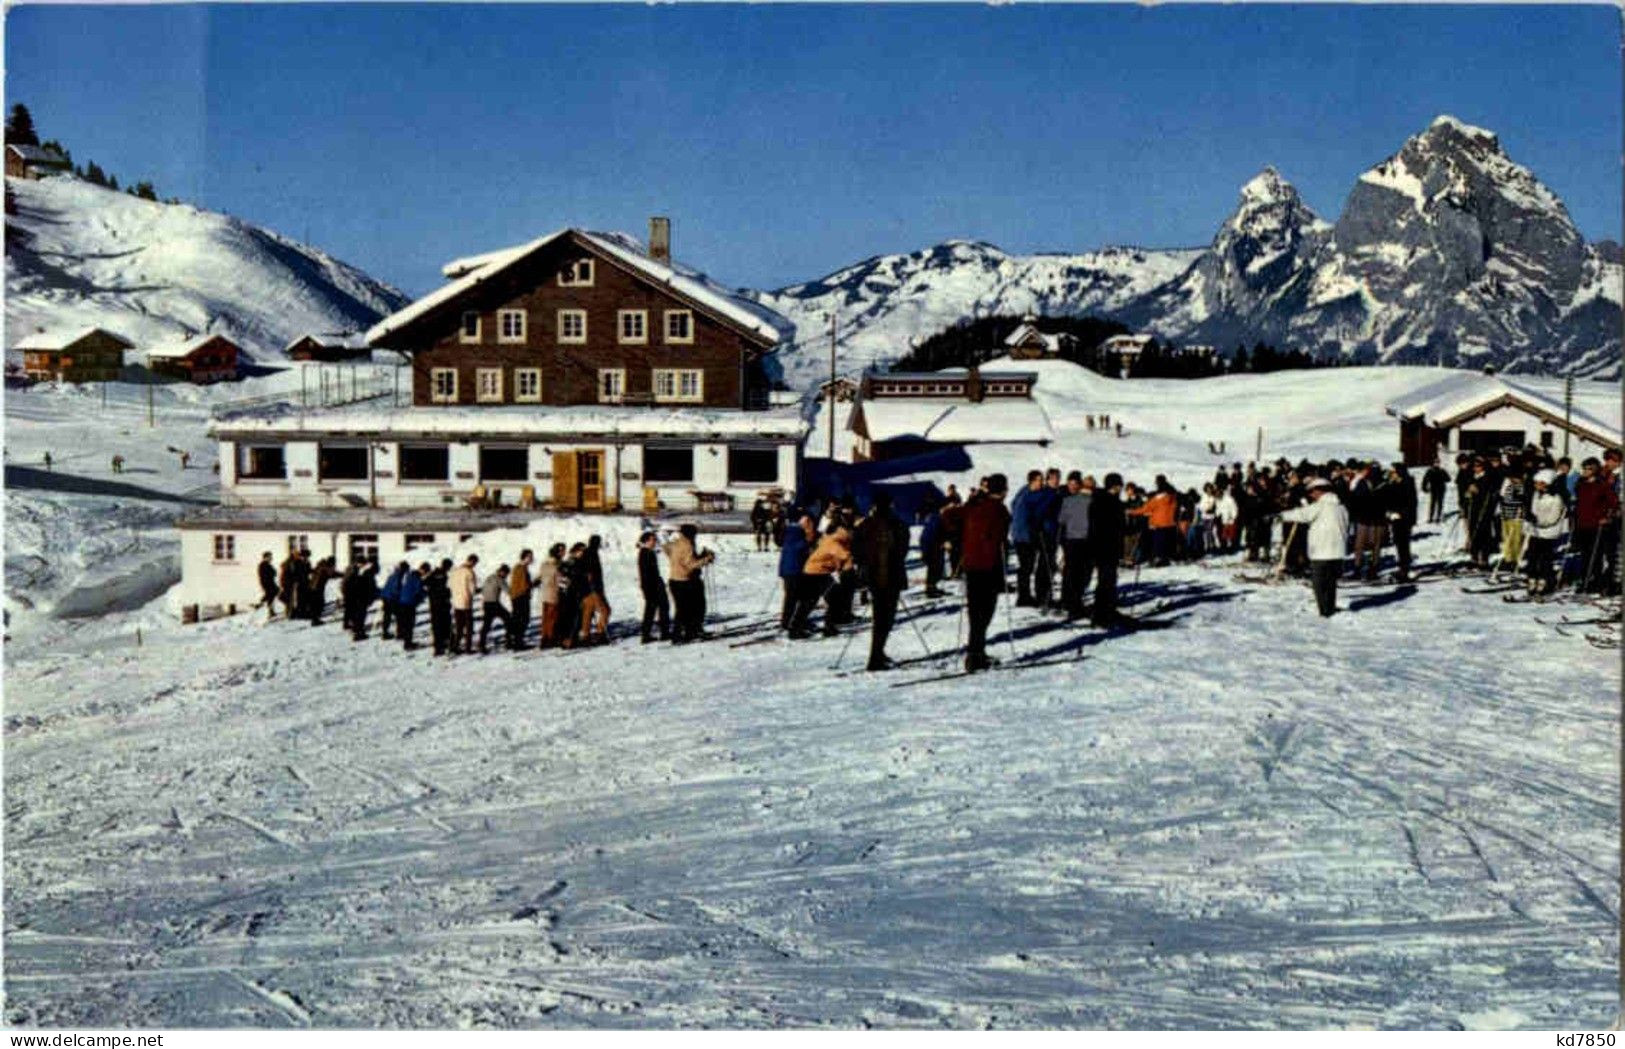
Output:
763 117 1623 384
4 364 1617 1028
755 241 1200 390
5 175 409 361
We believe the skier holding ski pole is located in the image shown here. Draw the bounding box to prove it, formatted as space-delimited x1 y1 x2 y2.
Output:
958 474 1012 673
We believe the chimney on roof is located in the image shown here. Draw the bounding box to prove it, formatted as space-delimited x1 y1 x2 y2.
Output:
649 216 671 264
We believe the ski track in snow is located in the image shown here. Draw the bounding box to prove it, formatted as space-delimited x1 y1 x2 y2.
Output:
3 366 1618 1029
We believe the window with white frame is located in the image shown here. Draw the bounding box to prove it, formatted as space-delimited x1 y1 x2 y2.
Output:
459 312 480 343
515 367 542 403
476 367 504 403
618 309 647 344
212 534 237 562
558 259 594 286
286 534 310 556
498 309 527 343
665 309 694 344
653 368 703 404
348 534 380 566
431 368 458 403
558 309 587 344
597 368 626 403
237 444 286 480
405 533 435 551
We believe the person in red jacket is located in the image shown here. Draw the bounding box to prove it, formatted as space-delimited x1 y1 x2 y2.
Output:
1572 457 1620 592
960 474 1012 673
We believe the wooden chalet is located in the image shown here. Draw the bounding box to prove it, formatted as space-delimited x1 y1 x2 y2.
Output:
1004 316 1077 360
15 326 132 382
285 331 372 362
5 144 70 180
1100 333 1154 376
1385 374 1622 466
147 333 240 384
366 219 783 411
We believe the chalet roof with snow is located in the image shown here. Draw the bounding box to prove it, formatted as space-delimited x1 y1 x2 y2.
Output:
7 144 69 165
1385 373 1621 448
1101 333 1154 354
283 331 368 353
1004 323 1066 353
851 397 1055 446
366 228 788 349
146 333 238 360
13 326 133 352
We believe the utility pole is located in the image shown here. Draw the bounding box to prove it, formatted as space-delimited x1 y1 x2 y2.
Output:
1255 426 1263 463
1563 373 1574 458
827 309 838 461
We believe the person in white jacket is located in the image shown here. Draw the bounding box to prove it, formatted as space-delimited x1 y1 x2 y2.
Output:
1215 487 1240 552
1523 469 1568 596
1279 478 1350 617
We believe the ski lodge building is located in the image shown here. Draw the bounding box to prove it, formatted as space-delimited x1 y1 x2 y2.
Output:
175 219 806 616
1385 372 1622 466
284 331 372 363
847 367 1054 462
145 333 241 384
15 326 132 382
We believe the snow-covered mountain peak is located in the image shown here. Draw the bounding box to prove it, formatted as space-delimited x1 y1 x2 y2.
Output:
1225 167 1329 241
1238 166 1291 206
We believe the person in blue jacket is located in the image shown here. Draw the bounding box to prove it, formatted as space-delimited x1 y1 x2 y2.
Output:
396 563 426 650
379 561 408 640
1009 470 1060 607
918 496 945 597
778 507 817 630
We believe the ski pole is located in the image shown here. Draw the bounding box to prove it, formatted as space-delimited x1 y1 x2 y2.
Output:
895 590 936 660
1274 522 1301 581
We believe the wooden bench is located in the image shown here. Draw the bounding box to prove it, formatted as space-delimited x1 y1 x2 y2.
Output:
691 490 734 513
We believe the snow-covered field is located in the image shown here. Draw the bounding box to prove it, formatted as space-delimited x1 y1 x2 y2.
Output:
3 365 1618 1029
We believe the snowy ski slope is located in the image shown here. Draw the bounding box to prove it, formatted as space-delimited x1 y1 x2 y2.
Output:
2 364 1617 1028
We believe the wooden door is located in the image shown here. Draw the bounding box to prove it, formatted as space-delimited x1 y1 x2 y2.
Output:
551 452 579 510
579 450 604 510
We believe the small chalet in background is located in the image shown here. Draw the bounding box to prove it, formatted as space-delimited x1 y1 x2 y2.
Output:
1003 316 1077 360
5 144 70 180
15 326 131 382
816 374 860 404
847 366 1053 461
1100 333 1154 377
285 331 372 363
1385 373 1621 466
146 333 241 384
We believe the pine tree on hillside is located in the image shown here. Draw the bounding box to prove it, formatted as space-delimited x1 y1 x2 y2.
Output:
107 173 119 191
134 181 157 201
40 139 70 167
6 104 38 146
83 161 108 187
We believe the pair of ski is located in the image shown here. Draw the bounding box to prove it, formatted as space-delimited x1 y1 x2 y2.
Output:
888 652 1093 688
887 608 1174 688
1535 613 1620 628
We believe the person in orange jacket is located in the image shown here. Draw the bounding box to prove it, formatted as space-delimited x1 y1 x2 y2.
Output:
1128 476 1180 566
790 523 853 637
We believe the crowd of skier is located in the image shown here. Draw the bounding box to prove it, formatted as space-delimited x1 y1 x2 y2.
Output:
248 441 1621 674
255 523 719 655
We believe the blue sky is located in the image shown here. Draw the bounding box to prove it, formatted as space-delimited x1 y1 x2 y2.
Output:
8 4 1621 296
